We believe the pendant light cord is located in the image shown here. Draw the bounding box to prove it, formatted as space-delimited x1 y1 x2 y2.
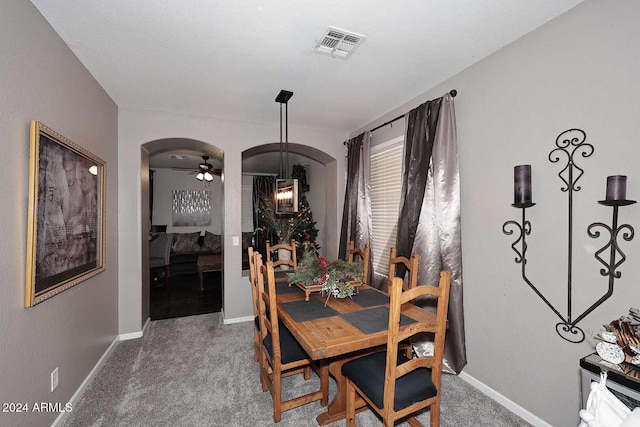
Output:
279 103 284 179
285 101 289 179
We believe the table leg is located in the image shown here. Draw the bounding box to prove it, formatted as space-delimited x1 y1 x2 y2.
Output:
198 271 204 291
315 353 371 425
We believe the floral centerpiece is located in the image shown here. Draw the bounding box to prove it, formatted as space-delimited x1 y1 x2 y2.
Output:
287 250 363 302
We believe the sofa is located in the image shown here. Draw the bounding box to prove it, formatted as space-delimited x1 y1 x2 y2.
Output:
166 231 253 276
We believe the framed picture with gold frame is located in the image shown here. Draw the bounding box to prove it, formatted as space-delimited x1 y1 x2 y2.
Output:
25 120 106 307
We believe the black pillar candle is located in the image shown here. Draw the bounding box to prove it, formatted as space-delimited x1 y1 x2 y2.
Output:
514 165 532 205
606 175 627 201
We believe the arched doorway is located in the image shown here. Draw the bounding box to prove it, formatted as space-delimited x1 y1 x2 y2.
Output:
242 142 336 259
142 138 224 321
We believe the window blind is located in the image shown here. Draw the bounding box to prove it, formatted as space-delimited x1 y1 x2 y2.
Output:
370 138 403 280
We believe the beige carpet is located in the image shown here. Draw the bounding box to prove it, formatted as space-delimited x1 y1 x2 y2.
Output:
62 313 531 426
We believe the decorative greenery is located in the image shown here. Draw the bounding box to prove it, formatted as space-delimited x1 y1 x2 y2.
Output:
258 195 302 243
287 249 363 302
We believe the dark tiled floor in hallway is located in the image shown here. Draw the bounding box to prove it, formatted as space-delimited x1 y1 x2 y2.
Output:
150 272 222 320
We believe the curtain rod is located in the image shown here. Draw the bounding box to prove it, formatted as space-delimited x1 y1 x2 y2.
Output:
345 89 457 144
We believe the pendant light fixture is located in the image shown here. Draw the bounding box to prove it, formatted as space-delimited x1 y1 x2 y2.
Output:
275 90 299 214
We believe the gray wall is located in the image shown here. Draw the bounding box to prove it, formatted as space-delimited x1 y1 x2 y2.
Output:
152 168 224 234
118 108 347 331
353 1 640 425
0 1 119 426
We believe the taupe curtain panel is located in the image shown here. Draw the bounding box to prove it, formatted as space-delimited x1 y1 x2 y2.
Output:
339 132 373 284
399 93 466 374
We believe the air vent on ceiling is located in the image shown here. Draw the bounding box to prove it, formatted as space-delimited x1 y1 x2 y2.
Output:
314 26 365 59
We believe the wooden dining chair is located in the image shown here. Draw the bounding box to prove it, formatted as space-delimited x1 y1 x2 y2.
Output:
342 272 451 427
248 246 261 363
387 247 419 294
256 255 328 422
250 248 305 364
388 248 420 357
266 239 297 272
347 240 370 285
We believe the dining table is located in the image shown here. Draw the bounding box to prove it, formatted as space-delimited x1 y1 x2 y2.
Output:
274 278 439 425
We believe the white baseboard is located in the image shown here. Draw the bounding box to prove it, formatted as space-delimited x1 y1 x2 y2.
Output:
459 371 552 427
119 318 150 341
223 314 253 324
119 330 143 341
51 320 151 427
51 336 119 427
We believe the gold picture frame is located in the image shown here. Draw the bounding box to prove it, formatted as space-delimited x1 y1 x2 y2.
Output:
25 121 106 307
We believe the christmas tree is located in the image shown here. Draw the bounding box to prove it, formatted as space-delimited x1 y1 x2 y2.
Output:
291 164 321 253
292 192 320 252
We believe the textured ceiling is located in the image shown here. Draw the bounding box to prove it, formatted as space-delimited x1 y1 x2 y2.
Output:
31 0 583 136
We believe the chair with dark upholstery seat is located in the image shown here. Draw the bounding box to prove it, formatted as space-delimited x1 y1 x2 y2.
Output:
347 240 370 286
342 272 451 427
149 232 172 299
248 246 261 363
255 254 328 422
250 248 304 364
388 248 420 357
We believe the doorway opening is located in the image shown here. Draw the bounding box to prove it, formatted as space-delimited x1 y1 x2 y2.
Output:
143 138 224 320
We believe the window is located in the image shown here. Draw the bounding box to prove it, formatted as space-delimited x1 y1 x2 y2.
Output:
370 136 403 280
242 175 254 232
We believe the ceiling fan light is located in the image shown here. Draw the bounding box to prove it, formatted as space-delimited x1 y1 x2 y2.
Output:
196 172 204 181
204 172 214 182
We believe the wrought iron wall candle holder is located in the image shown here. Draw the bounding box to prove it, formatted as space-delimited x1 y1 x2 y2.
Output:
502 129 636 343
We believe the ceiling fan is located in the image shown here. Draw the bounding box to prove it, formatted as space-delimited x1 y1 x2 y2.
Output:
172 155 222 181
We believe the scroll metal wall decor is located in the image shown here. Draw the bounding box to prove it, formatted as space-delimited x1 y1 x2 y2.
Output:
502 129 635 343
